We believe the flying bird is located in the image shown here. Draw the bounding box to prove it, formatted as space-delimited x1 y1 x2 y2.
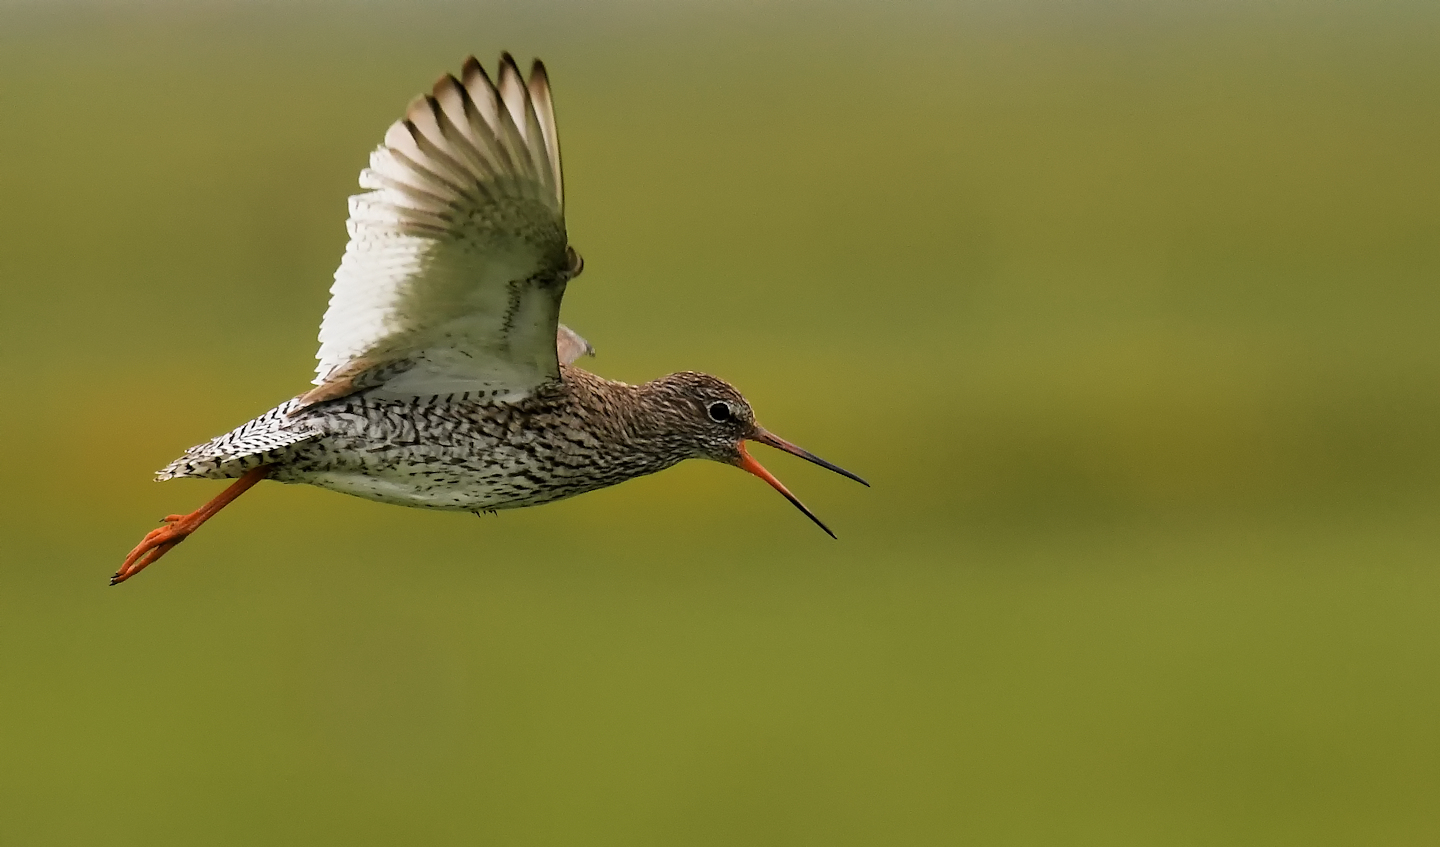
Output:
113 53 867 586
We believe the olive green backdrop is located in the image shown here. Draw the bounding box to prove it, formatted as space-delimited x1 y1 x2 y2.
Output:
3 1 1439 844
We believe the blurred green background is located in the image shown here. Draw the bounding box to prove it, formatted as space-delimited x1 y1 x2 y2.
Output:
3 0 1440 843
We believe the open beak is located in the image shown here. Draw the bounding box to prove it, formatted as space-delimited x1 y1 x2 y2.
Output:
732 427 869 538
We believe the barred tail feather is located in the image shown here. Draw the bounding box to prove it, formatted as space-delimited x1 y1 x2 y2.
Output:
157 400 320 481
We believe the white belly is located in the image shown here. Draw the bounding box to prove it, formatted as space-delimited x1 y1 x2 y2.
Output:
296 470 527 512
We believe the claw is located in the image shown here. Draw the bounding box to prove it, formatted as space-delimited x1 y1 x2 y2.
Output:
111 526 191 585
111 465 270 586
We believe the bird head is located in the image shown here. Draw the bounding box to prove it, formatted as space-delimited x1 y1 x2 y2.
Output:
646 372 869 537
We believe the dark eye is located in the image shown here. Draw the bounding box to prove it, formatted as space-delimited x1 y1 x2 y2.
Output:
707 402 732 423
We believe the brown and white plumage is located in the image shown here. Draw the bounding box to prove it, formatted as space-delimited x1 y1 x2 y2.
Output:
113 53 865 587
309 54 585 408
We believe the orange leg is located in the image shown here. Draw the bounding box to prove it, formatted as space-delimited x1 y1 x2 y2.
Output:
111 465 271 586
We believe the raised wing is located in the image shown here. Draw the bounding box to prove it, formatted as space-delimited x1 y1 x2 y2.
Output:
305 54 584 408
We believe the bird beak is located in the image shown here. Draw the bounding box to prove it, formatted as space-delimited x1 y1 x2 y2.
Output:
732 427 869 539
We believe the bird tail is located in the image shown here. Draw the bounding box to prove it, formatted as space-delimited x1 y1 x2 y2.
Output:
157 399 319 481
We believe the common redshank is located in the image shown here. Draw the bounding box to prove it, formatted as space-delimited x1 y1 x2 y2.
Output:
113 53 866 586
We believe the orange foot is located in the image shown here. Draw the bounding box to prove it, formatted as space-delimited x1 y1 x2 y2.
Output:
111 516 196 585
110 465 271 586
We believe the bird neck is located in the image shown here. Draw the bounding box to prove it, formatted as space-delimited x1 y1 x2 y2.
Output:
555 366 698 476
561 366 697 456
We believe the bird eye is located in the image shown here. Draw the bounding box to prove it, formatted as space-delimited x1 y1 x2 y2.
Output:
707 402 733 423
